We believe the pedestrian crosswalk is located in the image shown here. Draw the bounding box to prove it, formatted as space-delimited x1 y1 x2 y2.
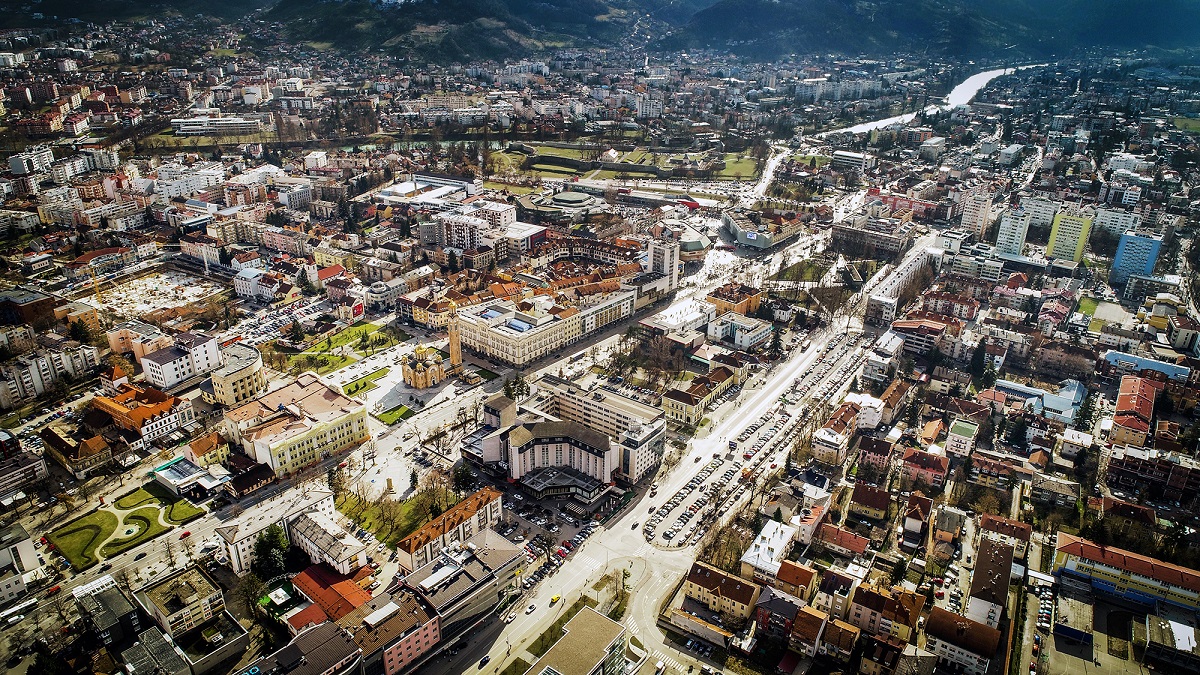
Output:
651 650 685 673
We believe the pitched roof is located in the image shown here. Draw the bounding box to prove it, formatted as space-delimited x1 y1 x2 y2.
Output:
789 605 827 644
978 513 1032 542
817 524 869 555
851 483 891 513
291 564 372 621
926 606 1001 656
1056 531 1200 593
776 560 817 591
685 561 760 607
397 486 501 555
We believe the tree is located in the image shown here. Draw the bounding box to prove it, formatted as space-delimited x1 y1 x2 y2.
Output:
251 524 289 580
410 468 419 490
235 572 267 614
447 249 460 273
287 321 305 344
772 507 783 523
1006 416 1029 450
979 364 997 390
769 329 783 355
67 319 92 344
970 339 988 378
890 558 908 584
1074 392 1097 432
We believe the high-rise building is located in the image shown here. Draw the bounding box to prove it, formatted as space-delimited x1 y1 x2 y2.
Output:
1110 230 1163 286
994 209 1031 256
1019 196 1060 230
960 190 994 239
647 238 680 291
1094 207 1143 237
1046 210 1093 262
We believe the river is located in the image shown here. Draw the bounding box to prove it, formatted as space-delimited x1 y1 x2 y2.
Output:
822 64 1046 136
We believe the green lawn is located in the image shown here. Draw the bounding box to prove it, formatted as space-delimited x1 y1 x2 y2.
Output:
343 368 390 395
715 154 760 180
1173 117 1200 132
473 367 500 382
377 405 415 425
483 181 540 195
1077 296 1099 316
286 350 357 375
114 482 205 525
47 509 120 569
789 153 831 167
533 145 588 159
1089 318 1107 332
101 507 172 557
336 487 456 547
319 321 384 353
773 260 829 282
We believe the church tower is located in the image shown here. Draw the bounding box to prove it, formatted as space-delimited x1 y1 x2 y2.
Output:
448 303 462 373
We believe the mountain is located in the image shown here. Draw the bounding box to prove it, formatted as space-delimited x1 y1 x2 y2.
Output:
660 0 1200 59
263 0 722 62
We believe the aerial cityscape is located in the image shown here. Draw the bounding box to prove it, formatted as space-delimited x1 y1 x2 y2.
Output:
0 3 1199 675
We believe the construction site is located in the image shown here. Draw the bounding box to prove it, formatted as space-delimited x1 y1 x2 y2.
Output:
78 269 226 319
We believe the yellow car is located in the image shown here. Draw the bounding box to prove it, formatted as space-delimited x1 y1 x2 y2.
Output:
550 595 561 604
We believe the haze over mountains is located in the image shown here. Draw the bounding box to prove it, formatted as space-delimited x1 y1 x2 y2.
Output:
11 0 1200 61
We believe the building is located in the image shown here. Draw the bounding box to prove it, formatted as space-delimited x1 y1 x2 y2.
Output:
203 342 267 407
214 487 334 575
457 290 635 367
1054 532 1200 611
849 484 891 520
960 190 993 239
73 575 143 647
661 367 736 426
0 452 48 505
107 320 174 362
395 487 503 573
120 627 189 675
978 513 1032 559
944 419 979 459
1111 230 1164 286
399 345 448 390
532 374 665 483
135 566 225 636
739 520 799 584
994 209 1030 255
171 114 265 136
223 373 369 477
1104 445 1200 504
335 589 440 675
142 332 222 389
683 561 762 620
237 621 361 675
1111 376 1160 447
39 428 112 478
1144 612 1200 673
847 584 924 641
403 529 522 638
291 564 372 622
523 607 627 675
290 510 369 576
89 384 196 453
484 421 617 486
705 283 762 316
965 538 1013 628
1046 209 1093 262
812 402 859 466
924 607 1002 675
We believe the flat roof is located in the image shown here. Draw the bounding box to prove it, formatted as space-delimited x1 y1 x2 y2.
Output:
525 607 624 675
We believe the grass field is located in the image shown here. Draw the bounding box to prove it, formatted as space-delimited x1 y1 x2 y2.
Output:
483 181 540 195
532 145 589 159
343 368 390 395
773 259 829 282
113 483 205 525
716 154 760 180
284 350 357 375
336 486 456 546
377 405 415 425
789 153 831 167
473 367 500 382
101 507 171 558
528 163 582 177
1173 117 1200 132
47 510 120 569
1077 296 1099 316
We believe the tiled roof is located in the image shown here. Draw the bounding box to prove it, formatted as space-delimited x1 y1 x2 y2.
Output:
291 564 372 621
397 486 501 555
685 561 760 607
926 606 1001 656
1057 532 1200 593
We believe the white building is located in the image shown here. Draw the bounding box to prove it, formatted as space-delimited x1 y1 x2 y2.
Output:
994 209 1030 256
646 238 680 292
288 509 368 576
1019 196 1060 230
215 488 335 576
458 290 636 367
1094 207 1143 237
141 333 222 390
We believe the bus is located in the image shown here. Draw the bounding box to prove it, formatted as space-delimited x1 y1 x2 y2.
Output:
800 340 811 352
0 598 37 621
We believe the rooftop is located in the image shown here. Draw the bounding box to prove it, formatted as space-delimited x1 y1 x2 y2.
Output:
525 607 625 675
140 566 220 618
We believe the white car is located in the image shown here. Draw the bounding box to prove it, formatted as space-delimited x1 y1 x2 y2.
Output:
525 603 537 614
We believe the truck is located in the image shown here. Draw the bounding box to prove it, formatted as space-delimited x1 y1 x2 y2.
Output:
655 661 666 674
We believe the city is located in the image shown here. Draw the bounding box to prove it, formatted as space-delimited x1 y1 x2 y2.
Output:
0 7 1198 675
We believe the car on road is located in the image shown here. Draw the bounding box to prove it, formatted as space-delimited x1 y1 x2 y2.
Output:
479 656 490 668
551 595 560 604
134 552 146 560
100 563 112 571
504 612 516 623
179 531 191 539
525 603 537 614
